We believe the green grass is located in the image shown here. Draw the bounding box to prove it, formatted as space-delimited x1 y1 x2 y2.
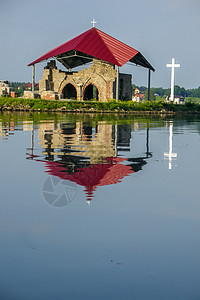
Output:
1 97 200 113
185 97 200 104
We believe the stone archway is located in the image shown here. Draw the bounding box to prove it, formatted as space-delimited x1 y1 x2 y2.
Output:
83 83 99 100
62 83 77 99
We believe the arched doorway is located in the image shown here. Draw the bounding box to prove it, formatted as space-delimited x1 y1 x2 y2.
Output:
62 83 77 99
83 84 99 100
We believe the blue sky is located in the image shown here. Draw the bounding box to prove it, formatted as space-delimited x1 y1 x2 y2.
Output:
1 0 200 88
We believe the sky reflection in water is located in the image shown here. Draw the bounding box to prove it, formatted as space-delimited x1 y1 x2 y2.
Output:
0 113 200 300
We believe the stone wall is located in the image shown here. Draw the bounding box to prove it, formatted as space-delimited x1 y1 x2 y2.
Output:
39 59 132 101
24 91 40 99
119 74 132 100
40 91 59 100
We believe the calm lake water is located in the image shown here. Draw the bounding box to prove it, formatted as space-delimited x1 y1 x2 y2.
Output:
1 112 200 300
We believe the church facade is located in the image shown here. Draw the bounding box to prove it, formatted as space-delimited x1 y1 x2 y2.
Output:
38 58 132 101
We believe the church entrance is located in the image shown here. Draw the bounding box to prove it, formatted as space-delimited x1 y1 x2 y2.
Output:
62 83 77 99
83 84 99 100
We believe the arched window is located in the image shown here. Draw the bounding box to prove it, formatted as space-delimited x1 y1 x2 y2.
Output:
62 83 77 99
83 84 99 100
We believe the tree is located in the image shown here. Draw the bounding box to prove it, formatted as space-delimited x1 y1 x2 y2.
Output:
144 89 156 101
133 84 200 99
152 87 165 97
174 85 186 97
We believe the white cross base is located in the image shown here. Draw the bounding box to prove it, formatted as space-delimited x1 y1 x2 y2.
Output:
166 58 180 102
91 18 97 27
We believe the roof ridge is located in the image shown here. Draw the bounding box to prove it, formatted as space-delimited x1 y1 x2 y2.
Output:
94 28 119 65
95 28 139 64
96 27 137 51
75 27 94 48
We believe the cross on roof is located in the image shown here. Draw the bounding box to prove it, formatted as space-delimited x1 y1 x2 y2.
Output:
91 18 97 27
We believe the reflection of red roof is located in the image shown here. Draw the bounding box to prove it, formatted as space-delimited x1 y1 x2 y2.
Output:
45 157 134 202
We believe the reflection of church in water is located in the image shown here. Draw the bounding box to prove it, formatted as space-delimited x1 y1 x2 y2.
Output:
28 121 152 203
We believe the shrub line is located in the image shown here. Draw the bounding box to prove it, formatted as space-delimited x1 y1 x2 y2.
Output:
0 97 200 114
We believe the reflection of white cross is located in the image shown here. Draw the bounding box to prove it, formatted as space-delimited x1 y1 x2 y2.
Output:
164 121 177 170
166 58 180 102
91 18 97 27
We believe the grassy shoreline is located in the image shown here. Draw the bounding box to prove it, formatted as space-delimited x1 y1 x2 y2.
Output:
1 97 200 114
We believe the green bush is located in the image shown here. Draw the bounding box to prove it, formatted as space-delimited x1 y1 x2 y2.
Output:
1 96 200 113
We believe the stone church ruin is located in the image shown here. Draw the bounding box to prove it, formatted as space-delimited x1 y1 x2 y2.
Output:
27 26 154 101
37 59 132 101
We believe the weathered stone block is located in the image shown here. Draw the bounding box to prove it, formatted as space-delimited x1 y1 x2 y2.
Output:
23 91 40 99
41 91 59 100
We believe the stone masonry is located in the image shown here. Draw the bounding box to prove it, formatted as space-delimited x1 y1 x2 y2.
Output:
39 59 132 101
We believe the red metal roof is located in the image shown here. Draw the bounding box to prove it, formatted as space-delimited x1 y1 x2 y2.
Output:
28 27 154 70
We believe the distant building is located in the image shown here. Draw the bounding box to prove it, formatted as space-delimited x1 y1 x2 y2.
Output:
165 95 185 104
132 88 144 102
0 80 11 96
26 83 39 90
134 88 140 94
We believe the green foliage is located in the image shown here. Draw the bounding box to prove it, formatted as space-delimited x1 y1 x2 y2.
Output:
186 86 200 98
152 87 167 97
144 89 156 101
1 96 200 113
135 85 200 98
152 86 186 97
174 85 186 97
185 97 200 104
9 82 26 89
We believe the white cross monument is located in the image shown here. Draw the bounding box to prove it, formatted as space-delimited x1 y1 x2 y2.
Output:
164 121 177 170
166 58 180 102
91 18 97 27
